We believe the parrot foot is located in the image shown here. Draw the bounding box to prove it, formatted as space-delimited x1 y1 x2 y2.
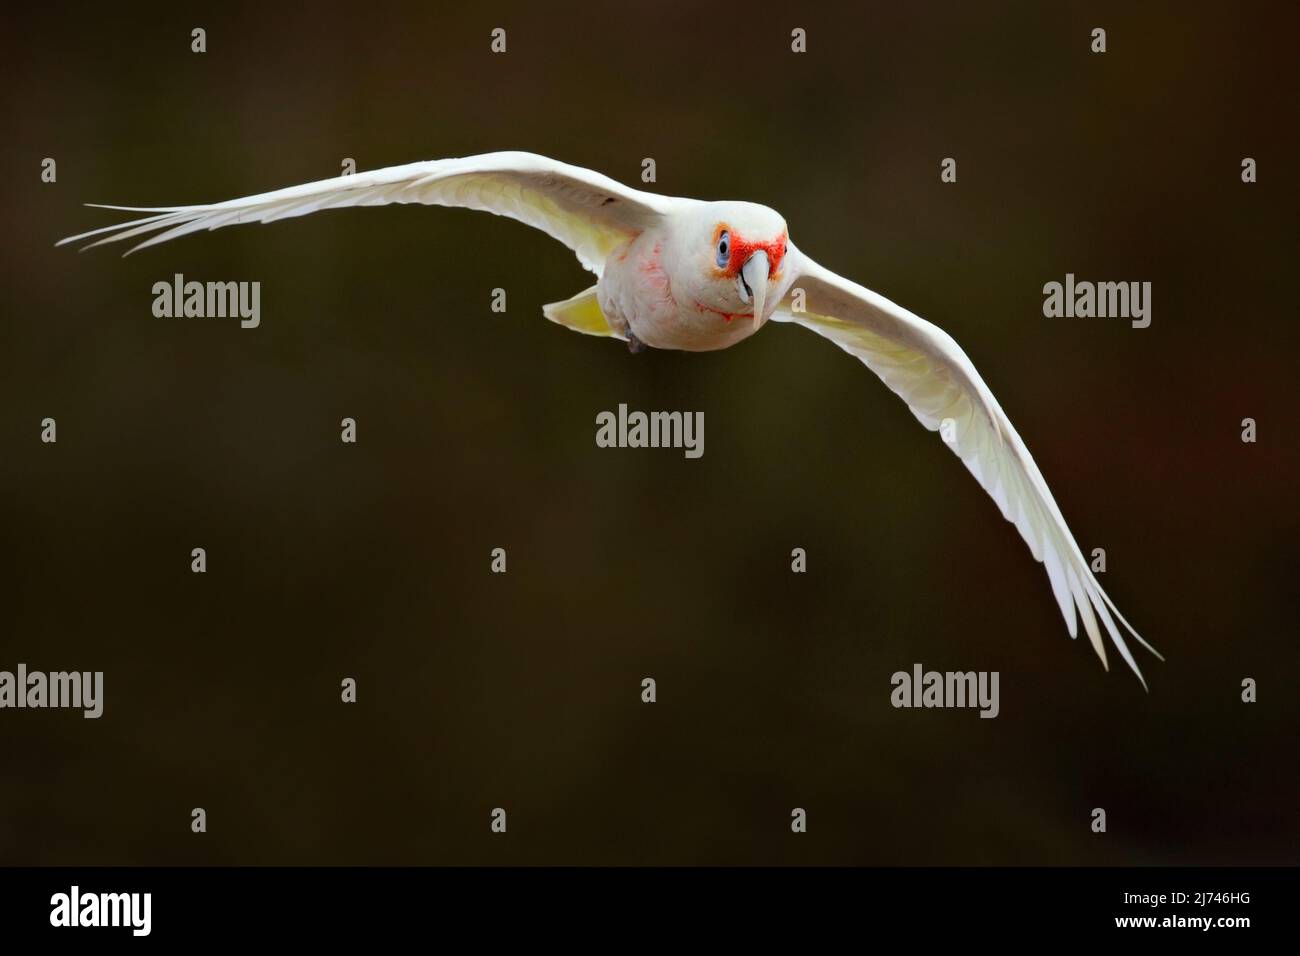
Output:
626 331 646 354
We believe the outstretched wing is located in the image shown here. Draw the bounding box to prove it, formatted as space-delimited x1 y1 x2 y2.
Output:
57 151 676 273
775 245 1161 685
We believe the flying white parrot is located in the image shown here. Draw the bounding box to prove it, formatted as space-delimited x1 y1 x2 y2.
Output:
59 151 1162 685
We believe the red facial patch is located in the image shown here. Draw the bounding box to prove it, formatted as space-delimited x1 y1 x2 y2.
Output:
714 224 787 278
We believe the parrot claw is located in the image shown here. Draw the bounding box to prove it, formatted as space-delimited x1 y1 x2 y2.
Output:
626 331 646 354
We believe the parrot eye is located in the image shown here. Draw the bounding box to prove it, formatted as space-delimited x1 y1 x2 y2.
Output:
715 231 730 268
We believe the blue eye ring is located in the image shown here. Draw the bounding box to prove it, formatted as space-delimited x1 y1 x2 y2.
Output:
715 230 730 268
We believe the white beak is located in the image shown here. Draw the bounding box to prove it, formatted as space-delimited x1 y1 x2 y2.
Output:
738 250 769 332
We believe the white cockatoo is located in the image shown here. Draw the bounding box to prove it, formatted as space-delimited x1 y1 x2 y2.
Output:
60 151 1162 685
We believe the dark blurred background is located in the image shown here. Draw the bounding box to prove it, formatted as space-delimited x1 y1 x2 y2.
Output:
2 1 1297 865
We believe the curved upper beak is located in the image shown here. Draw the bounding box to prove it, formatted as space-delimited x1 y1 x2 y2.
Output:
737 250 770 332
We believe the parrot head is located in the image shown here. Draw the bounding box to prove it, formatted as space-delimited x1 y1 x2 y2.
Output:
679 202 789 333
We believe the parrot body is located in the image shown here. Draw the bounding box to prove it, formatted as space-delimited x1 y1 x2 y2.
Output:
591 201 797 352
59 151 1162 686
